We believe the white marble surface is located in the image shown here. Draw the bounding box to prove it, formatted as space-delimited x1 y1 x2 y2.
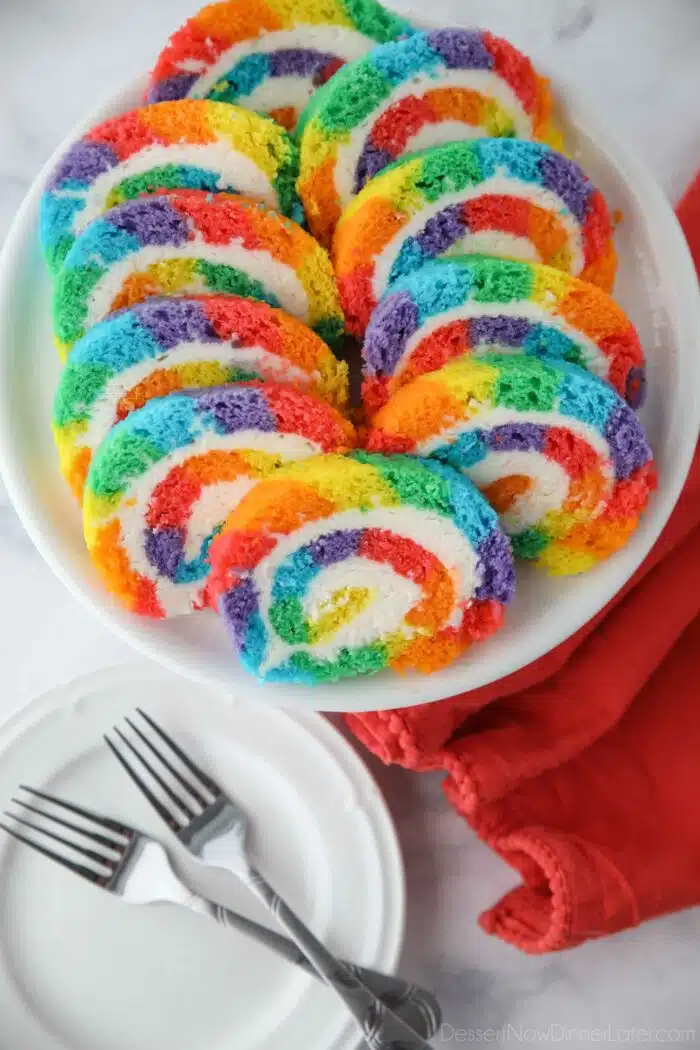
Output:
1 0 700 1044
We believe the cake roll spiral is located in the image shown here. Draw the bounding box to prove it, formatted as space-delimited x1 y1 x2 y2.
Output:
367 355 656 575
53 189 344 356
298 27 558 245
146 0 412 130
53 295 348 500
362 256 645 414
334 138 616 336
83 382 355 617
208 451 515 683
40 100 303 274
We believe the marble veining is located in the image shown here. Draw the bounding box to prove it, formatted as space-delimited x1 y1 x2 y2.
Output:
1 0 700 1041
554 1 596 42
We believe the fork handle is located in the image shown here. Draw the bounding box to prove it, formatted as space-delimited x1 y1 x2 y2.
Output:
211 903 441 1039
243 864 435 1049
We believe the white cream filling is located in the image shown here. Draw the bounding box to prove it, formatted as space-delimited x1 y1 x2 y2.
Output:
68 144 277 233
253 505 478 672
450 231 539 263
415 407 614 534
304 556 421 648
393 301 608 381
371 176 585 302
181 25 377 108
184 477 257 561
82 339 313 453
85 243 309 331
242 76 327 119
402 119 483 153
334 68 533 206
467 450 569 533
113 429 322 616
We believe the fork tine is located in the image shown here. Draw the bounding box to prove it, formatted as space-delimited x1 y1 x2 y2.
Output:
11 798 125 851
0 821 104 884
104 733 187 834
18 785 132 838
125 717 208 809
136 709 222 799
115 727 198 821
4 813 118 870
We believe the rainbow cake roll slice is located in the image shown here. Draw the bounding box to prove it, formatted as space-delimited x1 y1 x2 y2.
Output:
40 100 303 275
53 295 349 501
53 189 344 357
298 27 558 246
146 0 413 131
83 382 355 618
367 355 656 576
333 138 616 336
362 256 645 414
207 450 514 683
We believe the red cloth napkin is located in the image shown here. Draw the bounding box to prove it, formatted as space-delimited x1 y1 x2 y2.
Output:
345 175 700 954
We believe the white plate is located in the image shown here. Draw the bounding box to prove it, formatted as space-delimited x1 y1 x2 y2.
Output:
0 664 405 1050
0 77 699 713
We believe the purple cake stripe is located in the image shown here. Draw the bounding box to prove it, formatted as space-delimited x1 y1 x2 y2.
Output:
475 529 515 603
363 291 420 374
307 529 362 566
416 204 465 256
136 298 216 349
538 150 591 223
195 385 276 434
604 403 652 480
146 73 199 104
355 142 395 193
269 49 334 77
427 28 493 70
470 315 532 348
108 196 191 246
487 423 547 453
47 140 118 191
220 577 259 646
145 527 185 580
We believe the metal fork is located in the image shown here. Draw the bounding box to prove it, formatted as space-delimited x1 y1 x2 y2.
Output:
0 787 439 1040
106 710 439 1050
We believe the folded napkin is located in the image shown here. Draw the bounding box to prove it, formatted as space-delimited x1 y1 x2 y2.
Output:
346 174 700 953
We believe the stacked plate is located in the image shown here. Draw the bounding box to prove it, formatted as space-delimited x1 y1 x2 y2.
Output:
0 665 406 1049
